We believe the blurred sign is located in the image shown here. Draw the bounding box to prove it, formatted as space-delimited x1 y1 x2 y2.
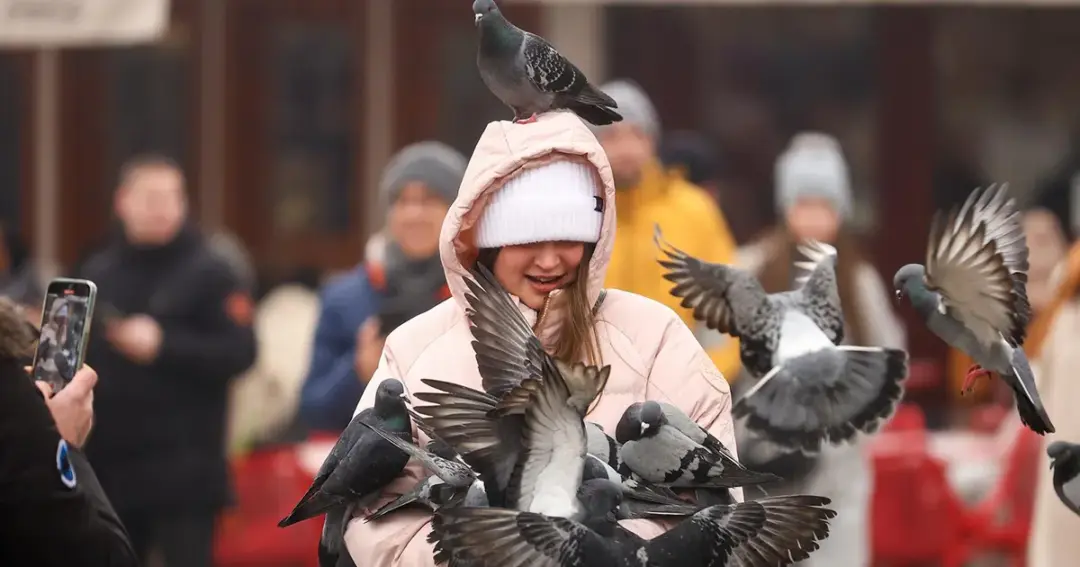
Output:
0 0 168 47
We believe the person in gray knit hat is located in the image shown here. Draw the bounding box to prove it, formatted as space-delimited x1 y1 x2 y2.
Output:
297 140 466 433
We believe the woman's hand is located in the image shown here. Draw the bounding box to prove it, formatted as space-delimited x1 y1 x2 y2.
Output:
355 318 385 385
34 366 97 448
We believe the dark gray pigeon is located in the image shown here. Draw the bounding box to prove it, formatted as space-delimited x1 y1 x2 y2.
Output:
430 491 835 567
472 0 620 126
1047 441 1080 517
617 401 779 490
656 226 910 453
277 379 411 528
583 454 702 519
893 184 1053 435
318 503 357 567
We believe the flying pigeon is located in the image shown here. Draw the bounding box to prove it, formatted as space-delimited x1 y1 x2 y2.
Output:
656 226 910 453
616 401 779 489
430 491 835 567
472 0 621 126
1047 441 1080 517
893 184 1054 435
277 379 412 528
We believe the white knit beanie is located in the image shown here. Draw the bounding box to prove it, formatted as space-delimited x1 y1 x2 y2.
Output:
775 132 853 220
474 160 604 248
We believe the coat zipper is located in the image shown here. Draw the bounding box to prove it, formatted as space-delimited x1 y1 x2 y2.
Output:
532 294 553 333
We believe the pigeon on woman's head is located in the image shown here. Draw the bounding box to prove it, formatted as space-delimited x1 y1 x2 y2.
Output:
472 0 620 125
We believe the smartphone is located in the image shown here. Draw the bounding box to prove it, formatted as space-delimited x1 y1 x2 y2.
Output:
30 278 97 393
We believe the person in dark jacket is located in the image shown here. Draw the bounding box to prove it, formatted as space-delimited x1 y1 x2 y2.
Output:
297 141 465 433
75 155 256 567
0 298 139 567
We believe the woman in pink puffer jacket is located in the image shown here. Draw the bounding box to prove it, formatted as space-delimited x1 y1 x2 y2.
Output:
343 111 739 566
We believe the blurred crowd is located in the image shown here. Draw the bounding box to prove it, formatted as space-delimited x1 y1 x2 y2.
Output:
4 76 1080 566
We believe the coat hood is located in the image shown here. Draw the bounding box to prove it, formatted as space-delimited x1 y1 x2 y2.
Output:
438 111 617 315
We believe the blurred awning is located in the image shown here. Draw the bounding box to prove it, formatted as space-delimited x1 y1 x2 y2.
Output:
0 0 169 48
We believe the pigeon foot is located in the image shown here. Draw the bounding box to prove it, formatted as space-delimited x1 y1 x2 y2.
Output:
514 113 539 124
961 364 993 395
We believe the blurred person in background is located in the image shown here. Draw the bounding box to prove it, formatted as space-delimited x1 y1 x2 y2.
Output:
0 221 44 323
589 79 742 378
0 298 138 566
75 154 257 567
296 141 464 434
730 132 904 567
1027 238 1080 567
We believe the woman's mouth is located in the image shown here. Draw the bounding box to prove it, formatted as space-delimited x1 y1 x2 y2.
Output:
525 274 565 294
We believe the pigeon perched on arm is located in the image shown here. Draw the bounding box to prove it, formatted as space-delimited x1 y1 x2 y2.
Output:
616 401 779 490
277 379 412 528
472 0 620 126
1047 441 1080 517
893 184 1053 435
656 226 909 453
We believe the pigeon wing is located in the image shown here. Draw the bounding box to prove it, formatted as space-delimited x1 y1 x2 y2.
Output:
431 507 599 567
924 201 1018 348
412 379 524 506
358 420 476 486
790 239 845 345
655 225 776 339
521 33 615 106
643 500 767 566
953 184 1032 344
734 346 908 454
726 495 836 566
465 263 546 398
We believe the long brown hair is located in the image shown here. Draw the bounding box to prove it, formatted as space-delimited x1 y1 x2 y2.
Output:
476 244 602 365
756 226 869 345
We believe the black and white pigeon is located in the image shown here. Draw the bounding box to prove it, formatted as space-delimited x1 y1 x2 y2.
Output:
1047 441 1080 517
277 379 412 528
472 0 620 126
430 488 835 567
616 401 779 490
893 184 1054 435
583 454 702 519
656 226 910 453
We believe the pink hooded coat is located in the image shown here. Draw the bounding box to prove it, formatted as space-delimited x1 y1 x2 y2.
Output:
343 112 738 566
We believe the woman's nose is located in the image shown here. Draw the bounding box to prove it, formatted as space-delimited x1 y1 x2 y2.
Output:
533 244 562 270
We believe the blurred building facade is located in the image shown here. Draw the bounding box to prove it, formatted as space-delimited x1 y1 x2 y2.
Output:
3 0 1080 401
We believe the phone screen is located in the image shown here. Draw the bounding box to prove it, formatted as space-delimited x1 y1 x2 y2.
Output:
31 279 97 393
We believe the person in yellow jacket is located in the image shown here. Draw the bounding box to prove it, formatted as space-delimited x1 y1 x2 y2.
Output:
589 79 742 380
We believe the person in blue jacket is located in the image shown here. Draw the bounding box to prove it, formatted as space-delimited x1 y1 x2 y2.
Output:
298 141 466 433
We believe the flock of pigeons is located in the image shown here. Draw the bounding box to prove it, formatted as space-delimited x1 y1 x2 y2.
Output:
271 1 1080 565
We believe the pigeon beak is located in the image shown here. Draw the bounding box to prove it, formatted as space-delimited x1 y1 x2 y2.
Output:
616 503 631 520
474 13 483 24
640 422 649 435
894 289 903 301
398 392 410 403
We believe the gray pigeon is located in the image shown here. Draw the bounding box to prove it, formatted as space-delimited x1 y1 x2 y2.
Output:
893 184 1053 435
583 454 702 519
277 379 412 527
616 401 779 490
1047 441 1080 517
656 226 910 453
586 421 621 470
472 0 621 126
430 491 836 567
364 475 489 522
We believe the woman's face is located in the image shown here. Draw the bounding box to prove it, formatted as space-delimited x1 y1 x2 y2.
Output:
492 241 586 310
785 197 841 243
387 182 451 259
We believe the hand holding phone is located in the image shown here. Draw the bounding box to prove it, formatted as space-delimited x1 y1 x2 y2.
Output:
31 278 97 394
